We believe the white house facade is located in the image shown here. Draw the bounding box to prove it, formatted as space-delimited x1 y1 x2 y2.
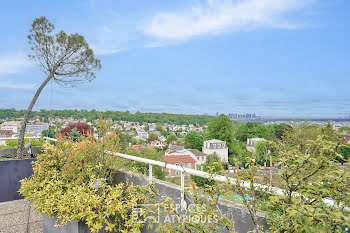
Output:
202 139 228 162
246 138 266 153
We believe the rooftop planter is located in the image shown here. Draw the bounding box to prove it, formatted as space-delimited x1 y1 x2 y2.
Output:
19 124 154 233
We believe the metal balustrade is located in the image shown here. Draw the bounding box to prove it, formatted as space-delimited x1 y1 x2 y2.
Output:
0 136 344 210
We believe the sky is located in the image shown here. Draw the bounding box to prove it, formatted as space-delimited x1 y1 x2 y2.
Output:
0 0 349 118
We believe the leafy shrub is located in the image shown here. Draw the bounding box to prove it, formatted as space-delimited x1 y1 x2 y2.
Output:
20 123 153 232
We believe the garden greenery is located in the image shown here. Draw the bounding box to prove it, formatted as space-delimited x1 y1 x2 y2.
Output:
20 121 154 233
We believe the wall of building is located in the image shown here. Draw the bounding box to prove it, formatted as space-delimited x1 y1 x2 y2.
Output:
202 147 228 162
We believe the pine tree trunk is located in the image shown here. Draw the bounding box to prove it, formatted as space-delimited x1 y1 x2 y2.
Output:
16 73 54 158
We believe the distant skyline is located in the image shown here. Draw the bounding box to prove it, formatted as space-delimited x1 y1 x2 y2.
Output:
0 0 349 118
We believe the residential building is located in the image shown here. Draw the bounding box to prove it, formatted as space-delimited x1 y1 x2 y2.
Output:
246 138 266 153
165 143 185 155
342 136 350 145
0 130 14 138
163 155 196 177
202 139 228 162
159 135 166 142
0 121 21 134
0 130 14 146
136 130 148 141
165 148 208 170
26 123 49 136
150 140 165 148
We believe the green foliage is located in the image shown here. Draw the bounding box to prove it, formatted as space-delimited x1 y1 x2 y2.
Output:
156 183 235 233
268 123 292 139
67 128 80 142
254 140 278 166
127 147 166 180
155 123 163 132
20 121 154 232
282 122 339 153
148 132 158 142
338 144 350 163
338 126 350 133
229 141 252 167
206 114 234 148
28 16 101 86
0 138 45 148
265 136 350 232
165 134 178 144
42 127 56 138
235 122 270 142
191 154 221 187
184 131 203 151
0 109 213 125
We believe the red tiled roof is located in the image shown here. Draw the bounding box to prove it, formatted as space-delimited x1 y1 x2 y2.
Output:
342 136 350 144
163 155 196 164
152 140 158 145
189 149 207 157
131 145 141 152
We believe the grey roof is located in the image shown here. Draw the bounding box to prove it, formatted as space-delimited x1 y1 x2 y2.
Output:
205 139 225 143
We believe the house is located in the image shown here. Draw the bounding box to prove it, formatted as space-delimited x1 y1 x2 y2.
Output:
165 143 185 155
151 140 164 148
0 130 14 146
0 130 14 138
202 139 228 162
342 136 350 145
163 155 196 177
26 123 49 136
164 148 208 170
158 135 166 142
246 138 266 153
0 121 21 134
131 144 147 152
187 149 207 170
136 130 148 141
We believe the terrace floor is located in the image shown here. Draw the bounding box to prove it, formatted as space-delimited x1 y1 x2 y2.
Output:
0 199 42 233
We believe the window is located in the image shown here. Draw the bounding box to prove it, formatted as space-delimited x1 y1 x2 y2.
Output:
197 157 200 161
187 163 191 168
218 144 221 148
213 144 216 148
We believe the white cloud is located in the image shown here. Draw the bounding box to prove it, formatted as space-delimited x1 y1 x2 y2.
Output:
0 83 35 89
0 52 33 75
143 0 313 42
91 46 125 56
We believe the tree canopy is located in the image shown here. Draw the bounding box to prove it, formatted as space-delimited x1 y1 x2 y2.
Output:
0 109 214 126
205 114 234 147
184 131 203 151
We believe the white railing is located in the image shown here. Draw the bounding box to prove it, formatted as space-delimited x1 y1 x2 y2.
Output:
108 151 282 207
0 136 57 142
107 151 346 210
1 137 340 209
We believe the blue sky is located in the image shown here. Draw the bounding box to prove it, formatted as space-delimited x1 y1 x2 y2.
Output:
0 0 349 118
